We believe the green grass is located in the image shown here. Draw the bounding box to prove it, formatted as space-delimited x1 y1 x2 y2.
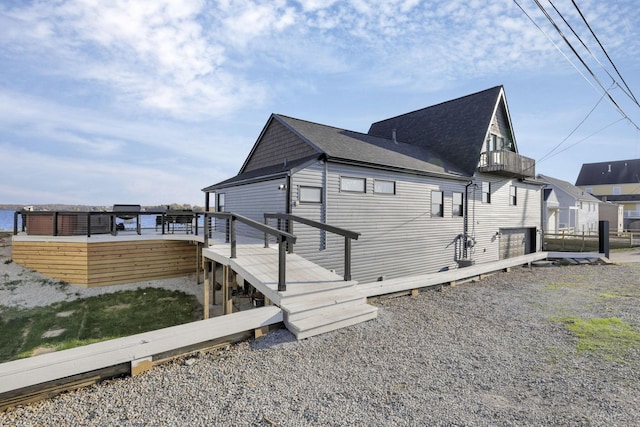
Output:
0 288 202 363
556 317 640 360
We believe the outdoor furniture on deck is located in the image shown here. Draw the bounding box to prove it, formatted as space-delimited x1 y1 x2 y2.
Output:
112 204 141 234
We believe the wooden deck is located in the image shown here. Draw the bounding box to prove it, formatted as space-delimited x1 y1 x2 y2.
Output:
202 244 378 339
0 306 283 408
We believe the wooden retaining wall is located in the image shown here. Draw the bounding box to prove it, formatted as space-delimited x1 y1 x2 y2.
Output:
12 240 197 287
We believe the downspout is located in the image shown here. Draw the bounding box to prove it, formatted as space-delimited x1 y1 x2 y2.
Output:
463 180 473 259
321 159 328 250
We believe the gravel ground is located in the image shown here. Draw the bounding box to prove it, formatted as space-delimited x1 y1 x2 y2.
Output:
1 232 640 426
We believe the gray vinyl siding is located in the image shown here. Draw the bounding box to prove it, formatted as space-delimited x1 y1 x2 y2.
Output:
215 178 287 239
292 162 467 284
467 173 542 264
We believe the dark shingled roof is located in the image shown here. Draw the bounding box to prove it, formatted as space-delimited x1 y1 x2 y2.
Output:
368 86 503 176
275 115 464 176
575 158 640 186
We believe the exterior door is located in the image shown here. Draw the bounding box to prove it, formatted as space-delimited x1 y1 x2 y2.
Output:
499 227 535 259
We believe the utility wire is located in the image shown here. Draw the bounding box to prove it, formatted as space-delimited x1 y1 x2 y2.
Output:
571 0 640 106
547 0 639 108
537 91 606 164
531 0 631 125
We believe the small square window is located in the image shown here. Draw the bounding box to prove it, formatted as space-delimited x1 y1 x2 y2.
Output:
299 186 322 203
482 182 491 204
452 192 463 216
431 191 443 217
510 186 517 206
613 187 621 195
374 180 395 194
340 177 366 193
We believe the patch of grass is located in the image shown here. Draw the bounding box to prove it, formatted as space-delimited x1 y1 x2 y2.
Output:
556 317 640 360
0 288 202 363
1 278 22 291
4 259 12 265
546 282 580 290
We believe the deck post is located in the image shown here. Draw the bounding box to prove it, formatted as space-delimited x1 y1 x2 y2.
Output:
87 213 92 237
13 211 19 235
278 239 286 291
53 211 58 236
264 217 269 248
344 237 352 281
203 259 210 320
230 216 237 259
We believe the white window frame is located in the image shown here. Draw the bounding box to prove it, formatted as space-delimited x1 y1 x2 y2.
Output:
452 192 463 217
431 190 444 217
340 176 366 193
299 186 322 203
482 182 491 204
613 187 622 195
374 180 396 195
509 186 517 206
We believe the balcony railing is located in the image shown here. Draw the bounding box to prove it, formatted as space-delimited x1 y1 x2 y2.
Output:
624 210 640 218
478 150 535 178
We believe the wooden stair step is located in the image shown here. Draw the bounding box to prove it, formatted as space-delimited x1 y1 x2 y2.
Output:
286 303 378 340
282 290 366 321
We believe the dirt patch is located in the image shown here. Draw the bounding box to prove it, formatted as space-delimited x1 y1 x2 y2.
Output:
41 329 65 338
104 303 131 312
32 347 57 356
56 310 75 318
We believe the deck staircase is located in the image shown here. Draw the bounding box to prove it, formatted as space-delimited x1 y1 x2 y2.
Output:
202 244 377 339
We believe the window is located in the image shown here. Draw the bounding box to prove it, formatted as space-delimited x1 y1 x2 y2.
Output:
431 191 443 217
509 186 517 206
452 192 463 216
374 180 395 194
299 186 322 203
488 134 497 151
613 187 621 195
482 182 491 203
586 187 593 194
340 177 366 193
217 193 225 212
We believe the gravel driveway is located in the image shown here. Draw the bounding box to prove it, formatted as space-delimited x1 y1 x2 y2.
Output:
2 260 639 426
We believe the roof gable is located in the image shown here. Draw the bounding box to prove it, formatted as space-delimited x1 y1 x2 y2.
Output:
575 159 640 186
367 86 512 176
539 174 601 203
240 115 320 173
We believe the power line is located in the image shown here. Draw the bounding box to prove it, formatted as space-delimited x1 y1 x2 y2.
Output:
515 0 640 131
547 0 639 108
570 0 640 106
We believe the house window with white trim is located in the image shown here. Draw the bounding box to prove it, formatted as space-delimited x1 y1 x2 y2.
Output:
509 186 517 206
452 192 463 216
431 191 443 217
374 180 395 195
482 182 491 204
340 177 366 193
613 187 621 195
299 186 322 203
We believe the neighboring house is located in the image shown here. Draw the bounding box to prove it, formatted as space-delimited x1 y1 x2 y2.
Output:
575 158 640 230
538 174 601 234
202 86 544 284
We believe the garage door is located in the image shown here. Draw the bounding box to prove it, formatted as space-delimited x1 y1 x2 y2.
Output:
500 228 535 259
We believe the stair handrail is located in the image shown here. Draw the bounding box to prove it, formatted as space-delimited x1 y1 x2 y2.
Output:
204 212 296 291
264 213 360 281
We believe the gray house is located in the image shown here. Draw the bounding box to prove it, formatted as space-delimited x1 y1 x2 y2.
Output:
203 86 544 284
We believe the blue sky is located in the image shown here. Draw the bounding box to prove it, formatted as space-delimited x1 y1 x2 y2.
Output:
1 0 639 206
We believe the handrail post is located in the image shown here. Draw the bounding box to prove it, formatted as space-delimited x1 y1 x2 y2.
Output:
13 211 19 235
87 212 92 237
287 219 294 254
264 217 270 248
230 215 237 259
344 237 352 281
278 239 286 291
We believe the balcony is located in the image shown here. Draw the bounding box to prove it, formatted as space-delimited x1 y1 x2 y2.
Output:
478 150 535 178
624 210 640 219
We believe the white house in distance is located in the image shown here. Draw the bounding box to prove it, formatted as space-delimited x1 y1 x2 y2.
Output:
203 86 544 284
538 174 602 234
